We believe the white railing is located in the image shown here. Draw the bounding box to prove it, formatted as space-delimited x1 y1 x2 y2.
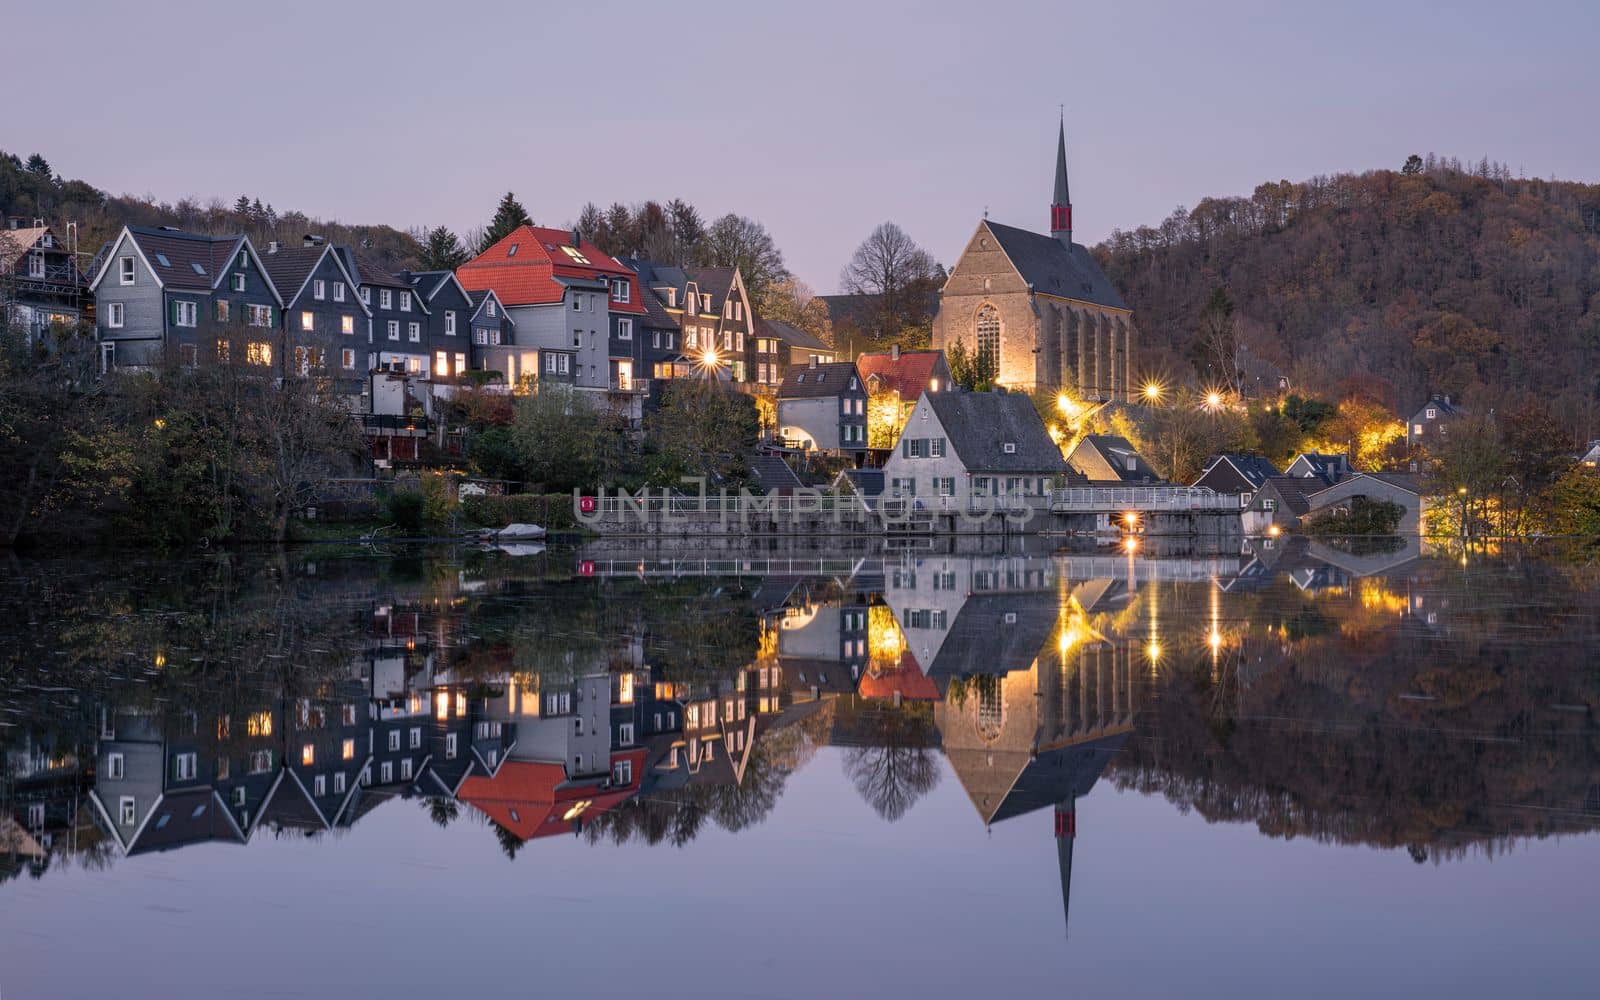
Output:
1049 486 1242 512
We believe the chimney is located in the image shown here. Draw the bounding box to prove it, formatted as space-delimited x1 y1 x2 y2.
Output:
572 228 581 247
267 240 280 254
891 343 900 361
1444 395 1451 406
303 234 324 248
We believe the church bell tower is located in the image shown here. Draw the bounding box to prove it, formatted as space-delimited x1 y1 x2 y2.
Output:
1051 117 1073 246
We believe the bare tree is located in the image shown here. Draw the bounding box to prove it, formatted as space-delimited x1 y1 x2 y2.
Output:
840 222 940 345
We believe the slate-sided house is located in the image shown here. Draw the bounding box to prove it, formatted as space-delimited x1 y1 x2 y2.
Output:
400 269 478 380
260 240 372 393
619 257 688 390
1066 434 1161 484
0 223 89 339
1192 454 1280 503
462 289 524 382
752 316 835 387
775 360 868 457
457 225 646 398
1285 451 1353 486
91 226 282 372
1305 472 1430 534
1406 394 1464 449
331 243 429 377
629 262 756 384
1240 475 1321 535
880 390 1068 503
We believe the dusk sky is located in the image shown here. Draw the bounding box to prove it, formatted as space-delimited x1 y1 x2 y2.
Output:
6 0 1598 292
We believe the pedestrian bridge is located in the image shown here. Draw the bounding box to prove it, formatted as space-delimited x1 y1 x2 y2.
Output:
1048 486 1245 514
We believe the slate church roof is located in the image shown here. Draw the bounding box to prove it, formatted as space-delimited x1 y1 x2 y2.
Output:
981 220 1128 311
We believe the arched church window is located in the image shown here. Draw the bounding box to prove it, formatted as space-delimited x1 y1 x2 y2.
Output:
975 304 1000 365
974 675 1004 742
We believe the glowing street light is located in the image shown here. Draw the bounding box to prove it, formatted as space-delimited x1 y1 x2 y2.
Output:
1056 392 1081 418
1204 390 1224 410
1142 381 1164 403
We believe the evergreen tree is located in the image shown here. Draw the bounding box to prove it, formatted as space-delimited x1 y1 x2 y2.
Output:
24 154 51 178
1402 154 1424 175
233 195 252 215
481 192 532 251
418 226 469 271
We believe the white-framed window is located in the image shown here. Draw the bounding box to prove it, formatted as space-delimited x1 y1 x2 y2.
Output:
341 348 356 370
1426 408 1437 419
214 299 230 323
174 300 197 327
572 296 581 311
618 722 635 745
486 299 497 318
232 786 247 808
400 758 413 780
1413 423 1423 434
409 727 422 749
341 315 354 336
408 321 421 342
388 730 400 752
246 304 271 327
118 796 136 825
106 752 125 779
612 759 633 785
106 302 125 328
360 286 371 305
444 310 456 335
332 282 345 302
445 733 458 759
119 256 135 285
545 352 557 373
617 318 632 340
399 292 411 312
313 775 326 797
474 329 488 346
558 354 570 375
379 289 392 309
455 351 466 373
248 749 272 773
231 273 246 292
612 278 630 303
380 761 393 783
334 772 346 794
301 310 315 331
313 279 326 300
387 320 399 340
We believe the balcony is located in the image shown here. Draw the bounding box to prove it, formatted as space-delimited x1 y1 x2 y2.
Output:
359 413 430 436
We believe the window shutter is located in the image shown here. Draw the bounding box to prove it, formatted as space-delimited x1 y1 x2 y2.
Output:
169 299 178 327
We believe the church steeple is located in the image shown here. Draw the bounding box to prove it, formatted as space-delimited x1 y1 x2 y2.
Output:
1055 798 1076 938
1051 115 1073 246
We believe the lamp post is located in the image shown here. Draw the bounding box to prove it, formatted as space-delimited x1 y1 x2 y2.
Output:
1457 485 1468 539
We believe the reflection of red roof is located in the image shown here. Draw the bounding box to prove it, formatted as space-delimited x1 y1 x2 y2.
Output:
855 349 948 397
457 225 643 313
456 749 646 842
859 651 942 701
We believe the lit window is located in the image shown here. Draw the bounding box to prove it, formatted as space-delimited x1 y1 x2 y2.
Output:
560 245 591 265
341 348 355 370
342 738 355 761
301 310 314 331
301 744 315 766
618 673 635 704
341 315 354 335
435 351 449 377
247 342 272 366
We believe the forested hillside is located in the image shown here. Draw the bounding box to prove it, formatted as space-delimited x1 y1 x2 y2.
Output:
0 149 422 270
1097 156 1600 436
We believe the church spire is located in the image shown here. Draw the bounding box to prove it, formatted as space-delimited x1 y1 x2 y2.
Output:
1055 798 1076 939
1051 114 1073 246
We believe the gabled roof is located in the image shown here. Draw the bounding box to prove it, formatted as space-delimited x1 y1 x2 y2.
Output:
465 288 515 327
978 220 1128 311
750 453 804 494
856 349 949 397
1068 434 1160 483
1196 453 1280 490
261 243 369 314
0 226 49 271
754 316 829 352
1411 395 1465 418
401 269 463 302
778 361 862 399
1310 471 1425 500
99 225 245 292
458 225 644 313
1253 476 1320 515
124 788 246 856
924 391 1067 474
859 651 943 702
620 258 684 331
1287 451 1353 486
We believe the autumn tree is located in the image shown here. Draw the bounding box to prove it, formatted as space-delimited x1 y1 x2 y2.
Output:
641 380 758 486
511 384 629 492
759 278 833 345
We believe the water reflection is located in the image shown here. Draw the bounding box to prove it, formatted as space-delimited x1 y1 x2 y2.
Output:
4 540 1599 943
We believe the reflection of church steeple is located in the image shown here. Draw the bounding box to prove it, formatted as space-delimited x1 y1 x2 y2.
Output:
1055 798 1075 938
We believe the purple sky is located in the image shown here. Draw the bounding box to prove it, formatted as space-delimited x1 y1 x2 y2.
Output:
6 0 1598 292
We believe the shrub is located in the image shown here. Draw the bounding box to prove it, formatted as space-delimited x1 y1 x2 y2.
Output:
386 489 426 535
1304 496 1405 536
460 493 580 531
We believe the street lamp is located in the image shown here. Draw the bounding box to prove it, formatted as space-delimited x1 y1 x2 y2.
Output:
1142 381 1164 403
1457 486 1468 539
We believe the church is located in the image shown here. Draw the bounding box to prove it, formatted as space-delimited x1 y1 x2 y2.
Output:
932 121 1136 400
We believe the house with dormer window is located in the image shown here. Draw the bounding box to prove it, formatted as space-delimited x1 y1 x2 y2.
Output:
90 226 282 373
881 390 1068 504
261 237 372 395
776 360 867 458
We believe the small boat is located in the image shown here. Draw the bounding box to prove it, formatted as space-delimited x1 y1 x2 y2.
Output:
493 542 546 557
493 523 547 541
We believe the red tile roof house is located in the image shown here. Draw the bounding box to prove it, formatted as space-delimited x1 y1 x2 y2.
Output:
457 225 648 421
854 345 953 400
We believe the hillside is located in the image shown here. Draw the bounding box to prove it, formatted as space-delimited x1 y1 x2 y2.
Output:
1095 156 1600 436
0 149 422 271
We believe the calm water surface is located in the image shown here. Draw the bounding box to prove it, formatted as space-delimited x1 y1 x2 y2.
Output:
2 538 1597 998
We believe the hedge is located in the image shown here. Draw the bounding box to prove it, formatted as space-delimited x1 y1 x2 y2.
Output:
460 493 581 532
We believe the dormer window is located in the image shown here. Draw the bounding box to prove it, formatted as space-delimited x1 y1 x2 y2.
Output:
702 293 712 311
664 288 677 307
487 299 497 318
611 278 630 303
560 245 591 265
119 256 135 285
1003 442 1017 454
1426 407 1437 419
